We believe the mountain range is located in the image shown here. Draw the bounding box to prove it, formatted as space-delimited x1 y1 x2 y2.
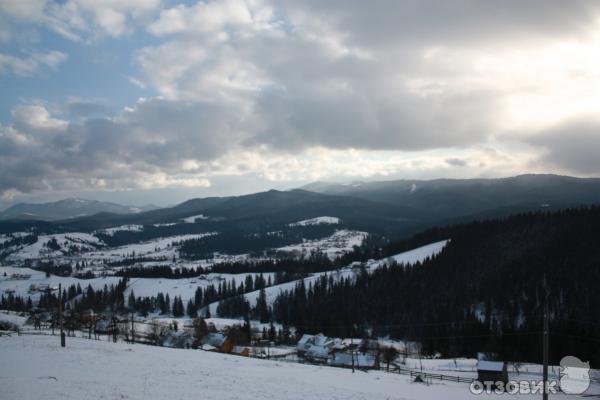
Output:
2 174 600 239
0 198 157 221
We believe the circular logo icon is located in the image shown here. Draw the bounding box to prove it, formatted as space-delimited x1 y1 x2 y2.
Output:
559 356 590 394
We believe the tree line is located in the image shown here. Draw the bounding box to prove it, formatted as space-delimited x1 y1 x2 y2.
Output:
266 207 600 367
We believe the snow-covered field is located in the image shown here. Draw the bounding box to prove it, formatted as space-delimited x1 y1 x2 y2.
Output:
82 233 216 260
96 224 144 236
0 310 28 327
3 334 592 400
289 216 340 226
276 229 367 259
124 272 275 304
6 233 104 261
0 266 122 301
182 214 207 223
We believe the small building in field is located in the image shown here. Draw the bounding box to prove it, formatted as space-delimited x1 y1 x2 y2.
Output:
297 333 345 362
297 334 315 355
201 332 234 353
477 360 508 385
161 330 194 349
202 332 227 348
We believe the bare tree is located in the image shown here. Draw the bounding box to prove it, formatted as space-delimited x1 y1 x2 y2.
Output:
148 319 166 346
382 346 399 371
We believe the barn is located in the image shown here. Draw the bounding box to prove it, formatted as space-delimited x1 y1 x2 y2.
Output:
477 360 509 386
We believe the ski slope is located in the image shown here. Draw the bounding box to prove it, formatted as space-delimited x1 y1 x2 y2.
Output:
209 240 448 315
2 334 584 400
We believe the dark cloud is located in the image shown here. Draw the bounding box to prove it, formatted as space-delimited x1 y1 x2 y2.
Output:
279 0 598 48
0 98 245 195
527 117 600 174
3 0 600 201
446 158 468 167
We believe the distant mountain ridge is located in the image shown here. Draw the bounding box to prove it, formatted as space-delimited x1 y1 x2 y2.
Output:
0 198 157 221
1 174 600 239
301 174 600 220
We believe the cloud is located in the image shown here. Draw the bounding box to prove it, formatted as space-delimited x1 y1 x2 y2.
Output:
0 0 162 42
445 158 468 167
0 97 255 196
277 1 598 48
527 116 600 175
132 1 600 156
0 50 67 76
3 0 600 202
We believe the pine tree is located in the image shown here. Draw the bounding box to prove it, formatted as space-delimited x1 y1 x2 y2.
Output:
186 299 197 318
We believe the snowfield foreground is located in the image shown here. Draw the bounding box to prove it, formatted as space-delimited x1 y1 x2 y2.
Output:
0 334 593 400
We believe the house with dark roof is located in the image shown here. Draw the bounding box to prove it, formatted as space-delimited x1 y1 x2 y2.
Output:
477 360 508 386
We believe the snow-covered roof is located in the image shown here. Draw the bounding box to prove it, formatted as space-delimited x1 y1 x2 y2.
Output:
313 334 329 346
297 334 314 346
201 333 226 348
306 345 330 359
477 360 505 372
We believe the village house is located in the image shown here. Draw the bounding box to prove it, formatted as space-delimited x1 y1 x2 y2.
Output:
477 360 509 386
297 334 349 362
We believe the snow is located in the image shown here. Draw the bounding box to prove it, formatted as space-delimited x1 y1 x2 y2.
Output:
276 229 367 259
5 233 104 260
182 214 208 223
366 240 449 270
0 266 122 302
289 216 340 226
83 233 216 260
478 360 505 372
96 225 144 236
210 240 449 315
123 272 275 305
0 310 28 327
2 334 585 400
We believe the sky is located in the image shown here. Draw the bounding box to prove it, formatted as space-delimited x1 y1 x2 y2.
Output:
1 0 600 208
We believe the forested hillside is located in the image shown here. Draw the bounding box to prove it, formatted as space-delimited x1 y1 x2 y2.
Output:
271 207 600 366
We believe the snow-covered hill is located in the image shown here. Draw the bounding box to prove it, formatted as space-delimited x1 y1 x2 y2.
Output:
0 266 122 301
0 334 543 400
289 216 340 226
209 240 449 315
5 233 104 261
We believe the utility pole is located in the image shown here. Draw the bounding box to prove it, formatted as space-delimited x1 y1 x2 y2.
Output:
543 275 549 400
59 283 65 347
130 311 135 344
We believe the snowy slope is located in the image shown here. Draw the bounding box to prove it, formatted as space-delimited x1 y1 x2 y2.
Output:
5 233 104 261
182 214 207 223
1 334 577 400
275 229 367 259
96 224 144 236
0 311 28 327
366 239 449 269
83 233 216 260
210 240 448 315
0 266 122 301
289 216 340 226
123 272 275 304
